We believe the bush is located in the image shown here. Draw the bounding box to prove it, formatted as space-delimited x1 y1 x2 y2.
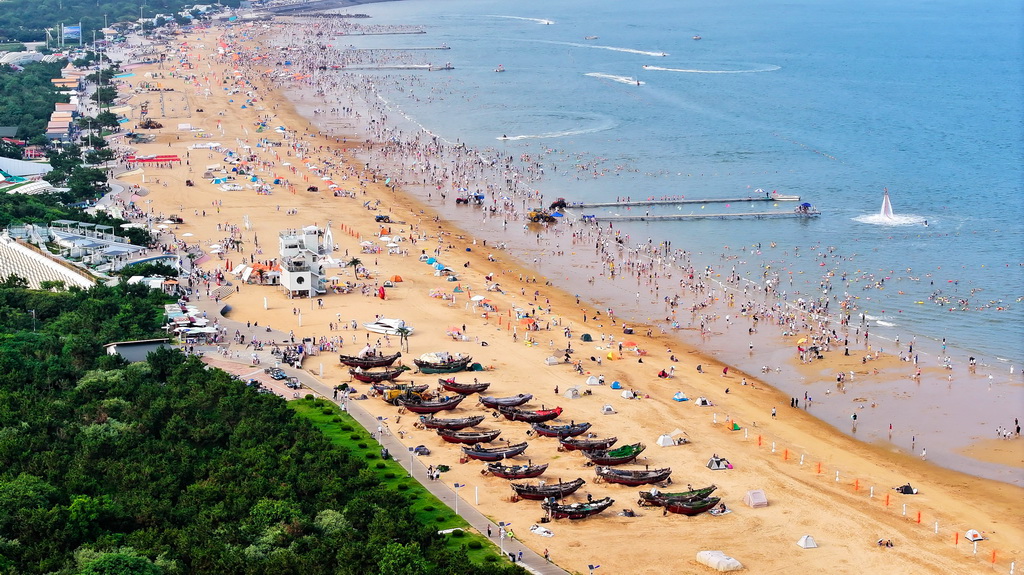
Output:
350 434 361 440
484 555 498 562
357 442 368 449
467 541 483 550
304 393 315 400
375 462 387 469
384 472 396 479
365 453 377 460
396 483 410 491
435 516 446 523
332 416 343 422
422 505 435 512
340 424 354 431
321 407 333 415
450 529 464 537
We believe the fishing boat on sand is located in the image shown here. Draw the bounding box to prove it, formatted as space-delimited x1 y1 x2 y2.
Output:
372 382 428 394
338 350 401 368
560 436 618 451
439 377 490 395
396 394 465 414
349 367 404 383
461 441 528 461
596 465 672 486
542 496 615 520
531 421 592 438
486 462 548 479
479 394 533 408
582 442 646 465
419 414 485 430
511 478 586 501
498 406 562 423
637 485 717 507
437 428 502 444
664 496 720 516
414 352 473 374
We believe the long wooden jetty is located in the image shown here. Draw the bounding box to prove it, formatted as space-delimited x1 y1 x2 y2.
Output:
586 211 820 222
570 195 800 209
349 46 452 51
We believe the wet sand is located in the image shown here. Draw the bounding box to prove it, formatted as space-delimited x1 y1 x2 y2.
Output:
101 20 1024 575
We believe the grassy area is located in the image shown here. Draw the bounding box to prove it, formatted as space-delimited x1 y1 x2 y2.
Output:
289 396 506 566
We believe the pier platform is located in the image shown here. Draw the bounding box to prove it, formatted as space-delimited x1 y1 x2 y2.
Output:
570 195 800 208
586 211 820 222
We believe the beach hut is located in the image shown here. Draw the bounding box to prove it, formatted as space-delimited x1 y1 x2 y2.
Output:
695 397 713 407
707 456 731 471
563 387 581 400
695 551 743 572
743 489 768 508
601 404 616 415
796 535 817 549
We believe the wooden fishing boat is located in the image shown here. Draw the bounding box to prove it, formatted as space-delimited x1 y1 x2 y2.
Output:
595 465 672 486
637 485 717 507
531 421 592 438
542 496 615 520
437 428 502 444
414 355 473 374
339 351 401 368
559 436 618 451
498 406 563 423
479 394 533 408
419 414 485 430
372 382 428 394
511 478 586 501
349 367 404 383
439 378 490 395
664 496 720 516
486 462 548 479
582 442 646 465
461 441 528 462
396 394 465 414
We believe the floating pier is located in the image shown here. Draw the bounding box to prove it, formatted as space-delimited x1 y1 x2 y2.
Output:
348 46 451 51
584 211 820 222
570 195 800 209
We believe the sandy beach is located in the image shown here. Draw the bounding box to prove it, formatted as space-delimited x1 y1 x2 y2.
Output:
102 18 1024 575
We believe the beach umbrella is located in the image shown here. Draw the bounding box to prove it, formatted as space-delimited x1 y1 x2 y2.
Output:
156 224 169 229
182 233 194 237
380 236 392 242
622 341 637 347
470 295 486 302
210 248 222 254
796 338 808 344
209 244 222 248
360 240 374 246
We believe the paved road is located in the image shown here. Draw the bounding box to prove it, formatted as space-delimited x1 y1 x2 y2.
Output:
188 297 569 575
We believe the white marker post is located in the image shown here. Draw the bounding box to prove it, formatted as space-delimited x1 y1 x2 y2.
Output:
407 446 414 477
454 483 464 516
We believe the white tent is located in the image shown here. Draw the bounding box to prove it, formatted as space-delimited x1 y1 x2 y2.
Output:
695 550 743 572
563 387 581 399
707 456 731 471
656 434 676 447
695 396 713 406
743 489 768 508
601 404 616 415
796 535 817 548
544 356 560 366
965 529 985 542
586 375 601 386
621 390 635 399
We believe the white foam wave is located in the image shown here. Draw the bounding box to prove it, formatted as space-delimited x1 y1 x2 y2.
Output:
490 15 555 25
642 64 781 74
498 125 608 141
852 213 929 226
527 39 667 57
585 72 644 85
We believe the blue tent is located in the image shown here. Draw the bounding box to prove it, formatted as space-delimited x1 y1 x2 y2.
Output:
434 262 445 270
426 257 436 264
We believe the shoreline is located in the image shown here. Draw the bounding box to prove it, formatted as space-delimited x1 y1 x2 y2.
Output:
102 17 1023 574
265 10 1024 485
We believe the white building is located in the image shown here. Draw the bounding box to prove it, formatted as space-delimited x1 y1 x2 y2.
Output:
278 224 334 297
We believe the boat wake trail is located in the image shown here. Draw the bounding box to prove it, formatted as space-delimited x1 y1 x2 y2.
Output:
585 72 644 85
527 39 668 57
496 112 617 141
852 213 928 226
642 64 781 74
490 15 555 25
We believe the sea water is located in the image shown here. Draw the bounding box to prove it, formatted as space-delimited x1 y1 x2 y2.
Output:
319 0 1024 481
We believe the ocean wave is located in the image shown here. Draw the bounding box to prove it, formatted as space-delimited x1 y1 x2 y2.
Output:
852 213 929 226
490 15 555 25
642 64 781 74
585 72 644 85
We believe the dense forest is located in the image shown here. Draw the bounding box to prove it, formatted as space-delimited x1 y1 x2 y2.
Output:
0 61 69 139
0 282 523 574
0 0 242 42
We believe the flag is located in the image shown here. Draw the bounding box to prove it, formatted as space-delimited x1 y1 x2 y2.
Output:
588 567 600 571
63 24 82 40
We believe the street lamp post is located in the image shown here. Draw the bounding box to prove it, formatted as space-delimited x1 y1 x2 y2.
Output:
453 483 464 516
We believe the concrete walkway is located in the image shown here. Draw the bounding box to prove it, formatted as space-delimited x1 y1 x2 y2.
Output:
185 296 569 575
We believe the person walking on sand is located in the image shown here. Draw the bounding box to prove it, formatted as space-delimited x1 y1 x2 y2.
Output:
771 407 776 419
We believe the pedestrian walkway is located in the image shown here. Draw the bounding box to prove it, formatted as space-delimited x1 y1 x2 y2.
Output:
185 297 568 575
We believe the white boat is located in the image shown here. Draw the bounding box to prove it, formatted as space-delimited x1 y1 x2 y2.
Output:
363 318 414 335
495 64 505 72
584 36 599 40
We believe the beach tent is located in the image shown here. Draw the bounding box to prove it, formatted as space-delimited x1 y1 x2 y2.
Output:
563 387 581 400
610 381 622 390
695 551 743 572
545 356 560 366
965 530 985 542
743 490 768 508
656 434 676 447
672 392 689 402
586 375 601 386
620 390 635 399
606 351 621 361
796 535 817 549
707 456 731 471
389 275 403 282
695 397 713 407
601 404 616 415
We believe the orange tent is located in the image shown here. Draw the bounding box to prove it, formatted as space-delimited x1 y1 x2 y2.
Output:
389 275 403 282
